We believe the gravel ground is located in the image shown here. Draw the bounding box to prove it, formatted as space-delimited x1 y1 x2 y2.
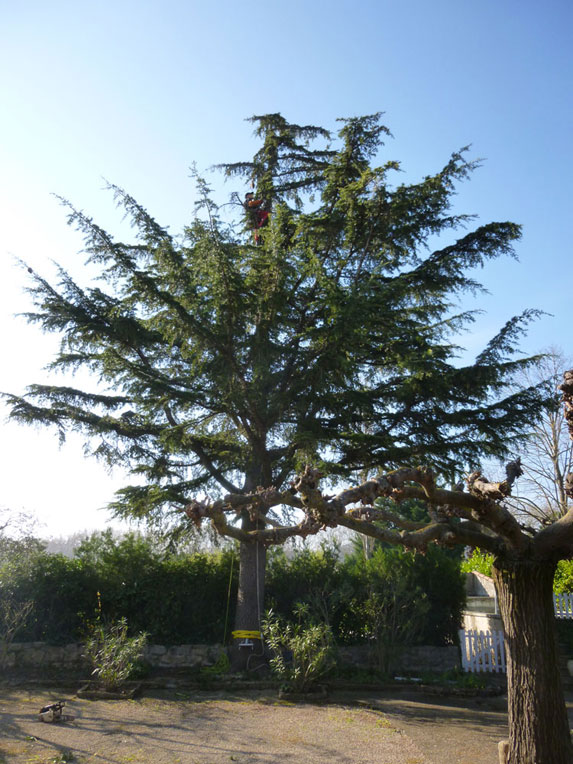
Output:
0 684 512 764
342 688 509 764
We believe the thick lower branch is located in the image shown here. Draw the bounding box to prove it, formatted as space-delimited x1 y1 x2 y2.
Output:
533 507 573 558
183 464 528 553
341 511 504 554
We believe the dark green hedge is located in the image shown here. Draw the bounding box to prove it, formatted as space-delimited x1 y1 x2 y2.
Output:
266 544 465 646
0 531 464 646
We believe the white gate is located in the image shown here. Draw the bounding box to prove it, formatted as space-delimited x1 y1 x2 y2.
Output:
554 593 573 619
459 628 506 673
460 592 573 673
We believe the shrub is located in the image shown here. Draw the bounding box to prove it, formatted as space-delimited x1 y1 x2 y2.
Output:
0 548 98 643
266 545 351 634
351 586 429 674
262 603 335 692
0 531 465 650
83 611 148 691
461 549 494 577
0 598 33 668
340 545 465 647
554 560 573 593
75 532 237 643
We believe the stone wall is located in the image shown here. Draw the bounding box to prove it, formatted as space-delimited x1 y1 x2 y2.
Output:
1 642 224 670
395 645 459 673
145 643 223 669
3 641 459 674
337 644 460 674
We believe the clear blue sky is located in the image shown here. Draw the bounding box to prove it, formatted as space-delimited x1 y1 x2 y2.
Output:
1 0 571 536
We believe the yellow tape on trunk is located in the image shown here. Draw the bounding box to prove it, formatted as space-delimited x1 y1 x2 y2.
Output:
231 630 261 640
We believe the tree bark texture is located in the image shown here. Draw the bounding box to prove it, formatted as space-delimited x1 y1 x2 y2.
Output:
229 511 267 672
493 559 573 764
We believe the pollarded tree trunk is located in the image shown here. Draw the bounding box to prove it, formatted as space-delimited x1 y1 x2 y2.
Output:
493 558 573 764
229 510 267 672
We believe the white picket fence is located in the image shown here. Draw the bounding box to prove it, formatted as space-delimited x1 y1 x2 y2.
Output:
459 594 573 673
554 593 573 619
459 629 506 673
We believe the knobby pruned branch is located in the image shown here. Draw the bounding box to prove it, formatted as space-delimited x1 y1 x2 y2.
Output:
560 369 573 500
182 460 542 558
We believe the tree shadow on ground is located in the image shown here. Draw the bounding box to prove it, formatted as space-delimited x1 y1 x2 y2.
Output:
0 687 427 764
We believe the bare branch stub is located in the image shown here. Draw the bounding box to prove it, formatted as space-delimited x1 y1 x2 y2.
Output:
183 499 214 528
467 459 522 502
566 473 573 501
560 370 573 497
560 370 573 440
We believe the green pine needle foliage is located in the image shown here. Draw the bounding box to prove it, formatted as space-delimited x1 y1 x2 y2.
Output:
5 113 548 529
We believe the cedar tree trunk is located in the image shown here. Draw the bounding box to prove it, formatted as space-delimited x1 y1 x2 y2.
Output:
493 558 573 764
229 510 267 672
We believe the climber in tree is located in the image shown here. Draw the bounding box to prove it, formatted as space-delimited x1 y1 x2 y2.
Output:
244 192 269 243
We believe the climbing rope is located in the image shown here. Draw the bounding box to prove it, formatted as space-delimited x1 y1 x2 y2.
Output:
223 552 235 645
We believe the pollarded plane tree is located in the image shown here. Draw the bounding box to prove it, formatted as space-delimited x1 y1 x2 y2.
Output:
191 434 573 764
5 113 545 669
